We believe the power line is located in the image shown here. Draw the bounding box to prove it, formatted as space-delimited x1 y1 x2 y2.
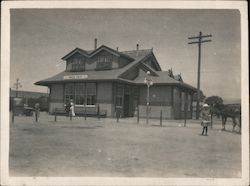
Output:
13 78 22 97
188 31 212 119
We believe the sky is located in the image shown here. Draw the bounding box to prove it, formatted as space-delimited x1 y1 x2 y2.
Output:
10 9 241 101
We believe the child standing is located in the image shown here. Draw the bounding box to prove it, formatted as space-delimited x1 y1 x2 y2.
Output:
201 104 210 136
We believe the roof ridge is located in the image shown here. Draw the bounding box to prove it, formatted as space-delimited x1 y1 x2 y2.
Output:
121 48 152 53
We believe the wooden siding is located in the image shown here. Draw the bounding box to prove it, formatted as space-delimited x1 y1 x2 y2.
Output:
139 85 172 106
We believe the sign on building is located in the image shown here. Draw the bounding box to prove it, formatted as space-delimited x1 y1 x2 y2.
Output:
63 75 88 80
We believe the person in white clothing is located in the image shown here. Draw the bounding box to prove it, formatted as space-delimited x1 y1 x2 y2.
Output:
201 104 210 136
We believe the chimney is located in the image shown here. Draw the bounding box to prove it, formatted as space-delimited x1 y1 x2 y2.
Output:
136 44 139 50
94 38 97 49
116 47 119 51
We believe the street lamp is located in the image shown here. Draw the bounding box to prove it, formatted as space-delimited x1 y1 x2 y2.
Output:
144 71 153 124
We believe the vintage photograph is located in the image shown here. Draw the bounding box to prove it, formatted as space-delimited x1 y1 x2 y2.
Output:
1 1 249 186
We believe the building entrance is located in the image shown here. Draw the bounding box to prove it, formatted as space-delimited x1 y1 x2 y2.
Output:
123 94 130 117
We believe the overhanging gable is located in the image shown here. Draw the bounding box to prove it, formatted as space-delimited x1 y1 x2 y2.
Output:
61 48 89 60
150 52 162 71
118 55 159 80
89 45 134 61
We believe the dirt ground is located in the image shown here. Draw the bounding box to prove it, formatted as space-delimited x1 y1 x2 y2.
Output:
9 112 241 178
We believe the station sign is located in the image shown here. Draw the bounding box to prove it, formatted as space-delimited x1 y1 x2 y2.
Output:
63 75 88 80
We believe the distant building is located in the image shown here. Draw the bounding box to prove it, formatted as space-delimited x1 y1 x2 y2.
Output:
10 90 49 111
35 41 196 119
10 89 48 99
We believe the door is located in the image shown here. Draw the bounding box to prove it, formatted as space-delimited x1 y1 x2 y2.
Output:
123 94 130 117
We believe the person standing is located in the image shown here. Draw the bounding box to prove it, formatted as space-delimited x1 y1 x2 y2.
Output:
201 103 210 136
70 99 75 117
64 100 71 116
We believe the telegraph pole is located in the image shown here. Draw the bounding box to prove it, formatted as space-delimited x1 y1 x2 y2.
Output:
13 78 22 97
188 31 212 119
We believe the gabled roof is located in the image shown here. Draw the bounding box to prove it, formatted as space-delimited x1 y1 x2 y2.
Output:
122 49 161 71
61 48 89 60
35 45 196 91
118 50 156 78
132 71 196 91
62 45 134 61
89 45 134 61
35 50 151 86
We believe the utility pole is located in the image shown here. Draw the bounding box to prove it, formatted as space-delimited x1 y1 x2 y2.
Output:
13 78 22 97
188 31 212 119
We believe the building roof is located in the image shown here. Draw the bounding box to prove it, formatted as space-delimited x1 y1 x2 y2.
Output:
62 45 134 61
35 49 152 85
133 71 196 91
35 45 196 91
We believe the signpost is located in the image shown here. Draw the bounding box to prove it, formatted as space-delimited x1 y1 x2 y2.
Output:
144 71 153 124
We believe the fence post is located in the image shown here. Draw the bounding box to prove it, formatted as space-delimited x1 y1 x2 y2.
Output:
84 105 87 120
54 108 57 122
210 114 213 129
137 107 139 124
160 110 162 127
116 108 121 123
35 111 38 122
116 110 119 123
184 104 187 127
97 104 100 120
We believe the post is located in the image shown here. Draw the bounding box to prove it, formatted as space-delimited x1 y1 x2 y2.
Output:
35 112 38 122
54 108 57 122
34 103 40 123
14 78 22 98
137 107 139 124
144 71 153 124
196 32 202 120
85 85 87 120
116 109 120 123
188 31 212 120
210 112 213 129
97 104 100 120
184 105 187 127
160 110 162 127
146 85 149 124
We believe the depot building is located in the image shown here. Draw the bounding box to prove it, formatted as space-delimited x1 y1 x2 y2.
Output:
35 41 196 119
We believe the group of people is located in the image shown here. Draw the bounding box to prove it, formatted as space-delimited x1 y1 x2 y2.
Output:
65 99 75 117
63 99 211 136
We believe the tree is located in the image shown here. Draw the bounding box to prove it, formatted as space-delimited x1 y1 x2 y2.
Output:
205 96 223 128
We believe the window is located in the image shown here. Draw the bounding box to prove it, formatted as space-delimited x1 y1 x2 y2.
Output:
116 96 123 106
64 83 96 106
86 83 96 105
65 83 75 103
96 55 112 70
75 83 85 105
71 58 85 72
98 55 112 63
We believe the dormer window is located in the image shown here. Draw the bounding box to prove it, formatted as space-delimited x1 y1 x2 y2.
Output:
70 58 85 72
96 55 113 70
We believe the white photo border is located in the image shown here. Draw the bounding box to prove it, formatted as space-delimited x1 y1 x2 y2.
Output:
1 1 249 186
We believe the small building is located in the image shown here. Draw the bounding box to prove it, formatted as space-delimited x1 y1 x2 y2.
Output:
35 41 196 119
9 89 49 112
